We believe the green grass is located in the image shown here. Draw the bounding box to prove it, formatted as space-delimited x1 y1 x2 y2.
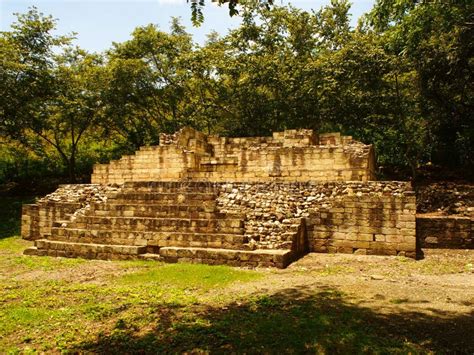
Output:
0 236 86 277
0 238 422 354
10 252 85 269
75 291 423 354
0 197 472 353
0 244 262 352
0 238 471 353
120 263 259 290
0 235 29 253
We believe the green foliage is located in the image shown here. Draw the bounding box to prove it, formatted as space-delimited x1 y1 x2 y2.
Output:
1 2 472 183
366 1 474 169
0 8 71 140
188 0 272 26
0 197 35 239
0 8 108 182
102 20 195 148
0 142 57 183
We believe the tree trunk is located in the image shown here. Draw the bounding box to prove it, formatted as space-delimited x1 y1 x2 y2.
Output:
68 150 76 183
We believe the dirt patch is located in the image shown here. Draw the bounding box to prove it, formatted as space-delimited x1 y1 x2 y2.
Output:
12 250 473 314
10 259 130 284
221 251 474 315
181 251 474 353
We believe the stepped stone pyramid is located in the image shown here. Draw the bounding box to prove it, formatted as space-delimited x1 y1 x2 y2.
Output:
22 127 418 267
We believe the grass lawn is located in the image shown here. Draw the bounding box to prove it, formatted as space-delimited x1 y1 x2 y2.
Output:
1 237 263 353
1 197 473 353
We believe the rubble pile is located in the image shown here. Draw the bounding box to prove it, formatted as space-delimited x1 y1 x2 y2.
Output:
416 182 474 217
218 181 412 249
38 184 122 206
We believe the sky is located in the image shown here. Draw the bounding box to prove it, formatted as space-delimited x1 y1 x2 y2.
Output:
0 0 375 52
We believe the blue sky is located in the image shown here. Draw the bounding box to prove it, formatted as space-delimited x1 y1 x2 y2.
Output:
0 0 375 52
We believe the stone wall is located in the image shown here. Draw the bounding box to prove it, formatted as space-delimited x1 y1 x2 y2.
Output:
91 127 375 184
21 184 121 240
216 181 417 258
22 180 417 259
307 192 416 258
416 182 474 217
21 202 79 241
416 215 474 249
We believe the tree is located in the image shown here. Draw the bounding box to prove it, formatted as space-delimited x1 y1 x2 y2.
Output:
201 5 326 136
2 2 472 185
102 19 195 149
366 0 474 169
0 7 70 141
39 49 105 182
0 8 104 182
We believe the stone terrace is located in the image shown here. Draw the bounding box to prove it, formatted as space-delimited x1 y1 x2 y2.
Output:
91 127 375 184
21 128 425 267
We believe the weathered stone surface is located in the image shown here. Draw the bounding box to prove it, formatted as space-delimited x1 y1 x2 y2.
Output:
25 239 147 260
417 215 474 249
21 184 121 240
159 247 294 268
23 180 418 264
416 182 474 217
91 127 375 184
217 181 416 257
19 127 443 268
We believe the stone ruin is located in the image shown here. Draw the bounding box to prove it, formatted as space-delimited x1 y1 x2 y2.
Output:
21 127 473 268
91 127 376 184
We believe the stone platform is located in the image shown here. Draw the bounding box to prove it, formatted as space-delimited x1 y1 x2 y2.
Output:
21 128 423 267
23 181 307 268
22 180 418 267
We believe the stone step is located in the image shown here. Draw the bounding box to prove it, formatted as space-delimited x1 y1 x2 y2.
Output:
107 197 217 207
23 246 39 255
138 253 162 261
90 203 243 219
93 203 213 212
122 181 221 193
69 216 244 233
109 192 217 203
91 209 220 219
50 228 249 249
160 247 294 269
32 239 146 260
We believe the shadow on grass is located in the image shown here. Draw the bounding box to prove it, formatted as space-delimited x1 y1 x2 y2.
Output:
74 286 474 354
0 196 35 239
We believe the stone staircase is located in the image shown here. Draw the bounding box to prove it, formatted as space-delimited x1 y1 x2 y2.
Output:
25 182 295 268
